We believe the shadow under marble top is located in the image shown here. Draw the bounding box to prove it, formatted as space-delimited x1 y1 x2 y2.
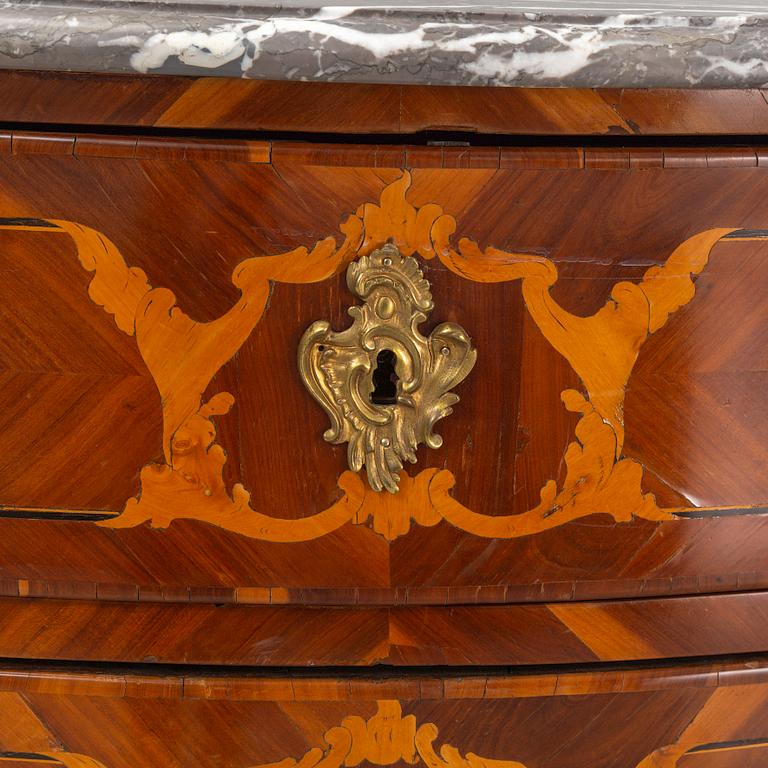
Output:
0 0 767 87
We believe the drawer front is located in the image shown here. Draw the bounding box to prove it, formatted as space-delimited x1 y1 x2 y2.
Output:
0 661 766 768
0 134 767 662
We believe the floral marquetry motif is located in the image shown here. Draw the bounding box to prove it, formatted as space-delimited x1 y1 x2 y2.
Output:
298 244 476 493
2 174 768 543
2 677 767 768
254 701 528 768
2 78 768 768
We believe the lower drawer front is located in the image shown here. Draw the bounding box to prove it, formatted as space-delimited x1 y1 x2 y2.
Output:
1 661 766 768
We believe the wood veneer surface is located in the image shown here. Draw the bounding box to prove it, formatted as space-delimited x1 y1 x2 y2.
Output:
3 72 768 136
0 661 764 768
0 138 766 612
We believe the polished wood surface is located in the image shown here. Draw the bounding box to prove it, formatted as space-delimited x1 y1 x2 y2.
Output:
8 174 733 541
0 592 766 666
2 72 768 136
0 76 765 761
0 660 764 767
4 129 768 169
0 138 767 620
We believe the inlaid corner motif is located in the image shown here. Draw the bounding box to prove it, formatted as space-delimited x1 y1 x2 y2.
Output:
1 174 767 542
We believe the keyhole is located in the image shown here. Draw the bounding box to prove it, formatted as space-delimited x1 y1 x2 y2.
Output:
370 349 398 405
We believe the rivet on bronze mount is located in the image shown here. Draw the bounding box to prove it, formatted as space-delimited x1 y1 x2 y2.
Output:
298 243 477 493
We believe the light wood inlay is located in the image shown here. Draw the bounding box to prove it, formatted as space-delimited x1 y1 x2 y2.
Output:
1 174 767 543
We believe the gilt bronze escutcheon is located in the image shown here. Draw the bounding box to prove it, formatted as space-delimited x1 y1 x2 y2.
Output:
298 244 477 493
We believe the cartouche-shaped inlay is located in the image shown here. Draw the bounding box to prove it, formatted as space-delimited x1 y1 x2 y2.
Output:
298 244 476 493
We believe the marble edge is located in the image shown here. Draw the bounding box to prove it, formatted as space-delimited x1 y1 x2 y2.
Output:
1 1 768 87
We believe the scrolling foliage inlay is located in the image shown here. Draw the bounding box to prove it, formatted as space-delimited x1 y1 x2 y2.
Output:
4 689 766 767
256 701 527 768
1 175 765 542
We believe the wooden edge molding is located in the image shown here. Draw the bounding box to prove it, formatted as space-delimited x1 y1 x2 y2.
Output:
0 658 765 702
1 130 768 169
0 572 766 606
3 131 271 164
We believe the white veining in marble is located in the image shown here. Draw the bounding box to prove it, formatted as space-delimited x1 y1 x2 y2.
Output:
96 0 768 9
2 0 768 87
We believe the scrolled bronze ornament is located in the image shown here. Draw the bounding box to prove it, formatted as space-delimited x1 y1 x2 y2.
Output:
298 243 477 493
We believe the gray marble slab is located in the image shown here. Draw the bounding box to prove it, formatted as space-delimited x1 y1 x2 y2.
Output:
2 0 768 87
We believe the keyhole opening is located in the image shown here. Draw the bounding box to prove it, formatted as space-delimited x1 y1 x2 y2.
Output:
370 349 399 405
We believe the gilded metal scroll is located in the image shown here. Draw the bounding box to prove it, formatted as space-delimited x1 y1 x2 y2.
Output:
298 244 477 493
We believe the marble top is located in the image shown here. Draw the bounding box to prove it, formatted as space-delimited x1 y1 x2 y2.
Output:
1 0 768 87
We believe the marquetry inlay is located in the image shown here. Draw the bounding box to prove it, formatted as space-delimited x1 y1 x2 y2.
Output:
1 175 767 542
5 688 766 768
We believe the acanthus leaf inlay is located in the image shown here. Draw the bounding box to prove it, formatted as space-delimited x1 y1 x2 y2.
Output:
2 173 767 541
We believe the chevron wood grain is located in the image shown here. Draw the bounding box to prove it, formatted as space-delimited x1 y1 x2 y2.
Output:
13 176 753 544
0 592 764 666
0 144 766 619
0 63 766 768
0 661 764 768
